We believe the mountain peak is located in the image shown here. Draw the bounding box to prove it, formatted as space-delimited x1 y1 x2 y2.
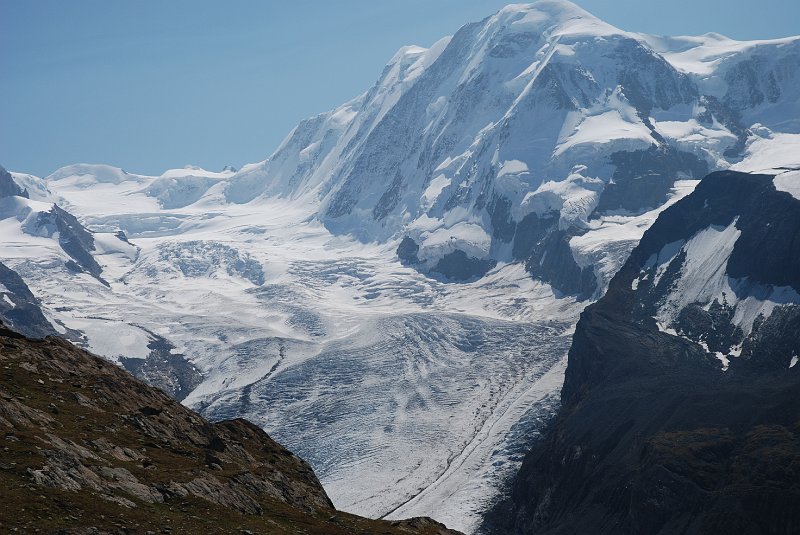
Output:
500 0 590 18
45 163 132 183
389 44 428 64
491 1 623 38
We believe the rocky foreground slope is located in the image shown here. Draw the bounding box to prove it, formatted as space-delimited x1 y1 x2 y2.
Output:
496 171 800 534
0 324 460 535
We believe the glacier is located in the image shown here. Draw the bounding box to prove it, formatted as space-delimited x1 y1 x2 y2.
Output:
2 1 800 533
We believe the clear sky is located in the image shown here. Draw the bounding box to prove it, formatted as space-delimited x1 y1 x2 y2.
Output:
2 0 798 177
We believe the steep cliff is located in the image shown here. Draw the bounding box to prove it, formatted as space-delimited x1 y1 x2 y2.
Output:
501 171 800 534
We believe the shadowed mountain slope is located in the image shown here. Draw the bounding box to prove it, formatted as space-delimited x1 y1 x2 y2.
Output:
497 171 800 534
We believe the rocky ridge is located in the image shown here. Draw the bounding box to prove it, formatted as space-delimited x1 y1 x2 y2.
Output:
496 171 800 534
0 324 461 535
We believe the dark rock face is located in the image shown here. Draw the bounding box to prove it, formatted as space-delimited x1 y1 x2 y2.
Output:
397 207 595 295
742 305 800 371
722 52 800 113
512 212 596 299
397 236 421 265
614 171 800 349
0 326 462 535
613 38 698 116
530 63 583 110
594 146 709 215
501 171 800 534
0 262 56 339
0 165 28 199
431 250 497 282
512 212 557 261
697 95 750 158
120 331 203 401
523 229 596 299
373 171 404 221
489 195 517 243
725 188 800 292
398 207 595 294
35 204 106 284
674 299 744 355
115 229 131 243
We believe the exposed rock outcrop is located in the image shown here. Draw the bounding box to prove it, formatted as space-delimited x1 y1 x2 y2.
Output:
0 325 461 534
34 204 107 284
498 171 800 534
0 261 57 339
120 330 202 402
0 165 28 199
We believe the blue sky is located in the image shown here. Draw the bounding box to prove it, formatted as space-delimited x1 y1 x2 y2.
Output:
2 0 798 177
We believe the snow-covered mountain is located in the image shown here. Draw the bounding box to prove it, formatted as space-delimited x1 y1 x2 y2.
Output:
224 0 800 291
1 2 799 533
